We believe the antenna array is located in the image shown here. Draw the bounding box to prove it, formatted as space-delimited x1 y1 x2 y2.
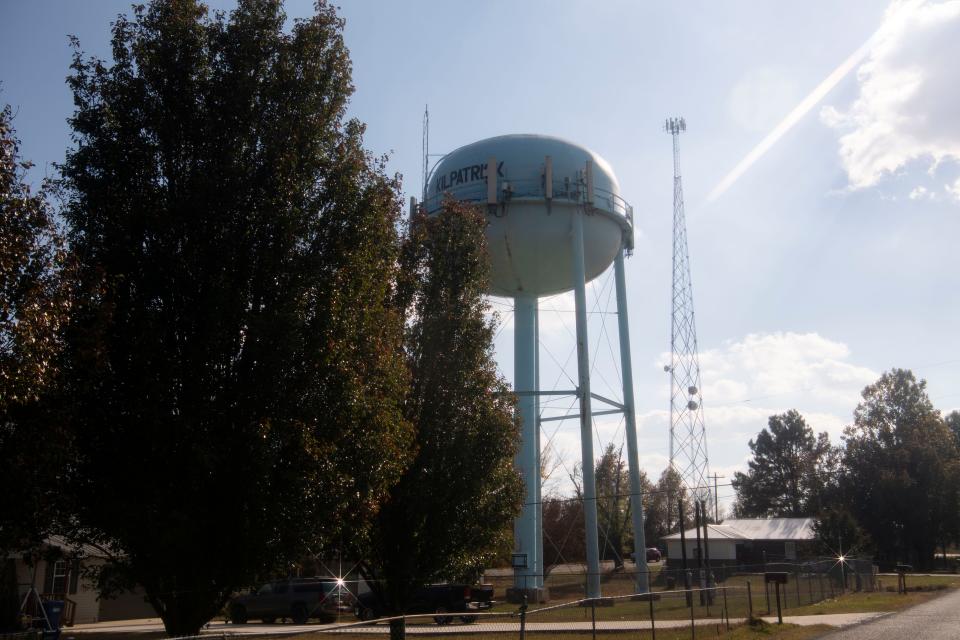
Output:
665 117 710 506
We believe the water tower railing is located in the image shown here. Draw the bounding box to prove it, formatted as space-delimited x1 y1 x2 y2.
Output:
423 178 632 222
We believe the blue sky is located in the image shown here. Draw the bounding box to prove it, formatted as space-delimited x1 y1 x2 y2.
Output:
3 1 959 511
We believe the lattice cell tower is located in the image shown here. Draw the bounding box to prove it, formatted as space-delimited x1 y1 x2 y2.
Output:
665 117 710 504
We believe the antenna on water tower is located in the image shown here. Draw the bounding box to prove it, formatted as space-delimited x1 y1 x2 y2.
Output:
422 105 429 203
665 117 711 510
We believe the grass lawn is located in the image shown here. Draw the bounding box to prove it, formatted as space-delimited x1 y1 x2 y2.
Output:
775 582 958 616
488 571 960 624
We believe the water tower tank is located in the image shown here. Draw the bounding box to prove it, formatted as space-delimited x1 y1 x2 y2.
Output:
424 134 633 297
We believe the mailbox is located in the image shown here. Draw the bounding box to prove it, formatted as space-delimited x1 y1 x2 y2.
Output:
765 572 789 584
896 564 912 573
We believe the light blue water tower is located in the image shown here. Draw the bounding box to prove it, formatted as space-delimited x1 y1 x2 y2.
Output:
421 135 648 602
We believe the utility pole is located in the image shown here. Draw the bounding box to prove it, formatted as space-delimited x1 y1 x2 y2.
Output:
709 473 725 522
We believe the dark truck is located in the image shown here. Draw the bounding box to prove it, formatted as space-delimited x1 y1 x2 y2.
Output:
355 584 494 624
228 578 354 624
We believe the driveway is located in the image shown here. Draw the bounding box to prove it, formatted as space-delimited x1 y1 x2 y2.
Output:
820 587 960 640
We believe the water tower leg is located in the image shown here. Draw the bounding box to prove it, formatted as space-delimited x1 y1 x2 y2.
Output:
509 295 545 603
571 212 602 600
615 247 650 594
535 303 545 590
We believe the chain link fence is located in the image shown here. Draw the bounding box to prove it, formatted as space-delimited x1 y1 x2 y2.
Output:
307 565 866 640
303 559 875 639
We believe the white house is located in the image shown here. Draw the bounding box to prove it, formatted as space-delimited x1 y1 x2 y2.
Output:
5 536 155 626
663 518 815 568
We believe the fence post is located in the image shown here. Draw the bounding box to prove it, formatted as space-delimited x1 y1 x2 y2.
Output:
765 580 771 614
689 587 696 640
519 594 528 640
747 581 753 620
795 569 801 607
808 572 814 604
649 593 656 640
722 586 730 631
591 599 597 640
774 583 783 625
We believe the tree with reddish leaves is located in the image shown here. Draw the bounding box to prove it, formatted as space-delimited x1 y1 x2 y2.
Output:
0 104 73 557
0 105 75 631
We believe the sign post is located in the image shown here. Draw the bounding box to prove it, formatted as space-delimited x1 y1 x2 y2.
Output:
765 572 788 625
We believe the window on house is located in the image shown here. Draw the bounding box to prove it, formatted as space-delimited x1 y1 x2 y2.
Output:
785 541 797 560
68 560 80 595
52 560 68 594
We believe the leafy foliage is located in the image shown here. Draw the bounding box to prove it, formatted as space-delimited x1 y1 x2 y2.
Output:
595 444 650 567
838 369 960 570
360 201 521 639
813 506 870 557
732 410 834 517
57 1 411 635
542 495 585 567
644 467 693 546
945 410 960 449
0 105 73 556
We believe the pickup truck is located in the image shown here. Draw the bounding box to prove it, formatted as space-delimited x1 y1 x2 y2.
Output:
355 584 494 624
228 578 354 624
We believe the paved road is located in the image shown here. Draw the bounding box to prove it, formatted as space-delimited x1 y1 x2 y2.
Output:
820 587 960 640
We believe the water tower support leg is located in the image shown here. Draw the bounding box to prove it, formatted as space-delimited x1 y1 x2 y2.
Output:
513 295 540 597
535 303 544 589
615 248 650 594
571 212 602 599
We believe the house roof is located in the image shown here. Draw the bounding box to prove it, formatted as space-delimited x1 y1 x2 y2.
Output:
663 518 814 542
45 535 113 559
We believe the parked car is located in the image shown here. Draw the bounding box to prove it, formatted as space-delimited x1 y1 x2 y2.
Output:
355 584 494 624
646 547 662 562
228 578 355 624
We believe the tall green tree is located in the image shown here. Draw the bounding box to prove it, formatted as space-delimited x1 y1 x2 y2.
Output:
644 467 693 546
946 410 960 448
542 495 585 567
813 506 870 557
58 1 412 635
732 410 834 517
359 202 522 640
595 444 650 568
839 369 960 570
0 105 74 631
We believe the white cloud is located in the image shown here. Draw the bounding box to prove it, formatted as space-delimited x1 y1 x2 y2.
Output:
540 332 875 499
947 177 960 201
658 331 877 455
694 332 877 408
821 0 960 191
909 185 937 200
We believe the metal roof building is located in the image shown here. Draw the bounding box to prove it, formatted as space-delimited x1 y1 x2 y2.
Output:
663 518 815 564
